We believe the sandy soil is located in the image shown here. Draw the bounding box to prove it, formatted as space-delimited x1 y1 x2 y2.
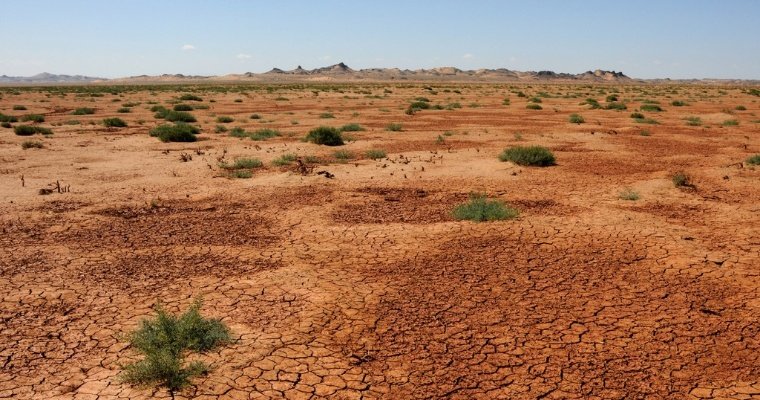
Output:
0 83 759 399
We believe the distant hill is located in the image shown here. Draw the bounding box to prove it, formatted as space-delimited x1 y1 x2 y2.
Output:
0 72 103 83
3 64 759 84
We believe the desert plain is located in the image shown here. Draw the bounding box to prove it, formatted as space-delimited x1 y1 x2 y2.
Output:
0 82 759 399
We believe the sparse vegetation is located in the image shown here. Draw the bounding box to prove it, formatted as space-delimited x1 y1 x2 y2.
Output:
568 114 584 124
340 123 365 132
722 119 739 126
149 124 199 142
103 117 127 127
365 149 386 160
120 299 231 392
319 112 335 119
216 116 234 123
305 126 344 146
672 171 693 188
526 103 542 110
117 107 131 113
72 107 95 115
640 104 663 112
13 105 27 110
21 114 45 123
671 100 687 106
333 150 354 160
386 123 403 132
178 94 203 101
271 153 297 166
249 113 261 120
499 146 555 166
452 194 518 222
173 104 194 111
21 140 44 149
619 188 640 201
746 154 760 165
605 102 627 110
685 116 702 126
14 125 52 136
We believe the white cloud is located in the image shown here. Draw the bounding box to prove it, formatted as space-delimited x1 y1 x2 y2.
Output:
463 53 474 59
181 44 196 51
236 53 252 60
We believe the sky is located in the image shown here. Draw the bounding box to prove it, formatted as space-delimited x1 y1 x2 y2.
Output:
1 0 759 79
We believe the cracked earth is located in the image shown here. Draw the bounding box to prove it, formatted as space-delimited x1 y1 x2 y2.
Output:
0 84 759 399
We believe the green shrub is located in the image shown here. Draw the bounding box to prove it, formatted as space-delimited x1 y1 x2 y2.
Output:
21 114 45 123
120 299 231 392
178 94 203 101
21 140 44 149
525 103 542 110
319 112 335 119
640 104 663 112
499 146 555 166
214 125 228 133
72 107 95 115
619 188 640 201
735 105 747 111
272 153 297 166
672 171 693 188
249 128 280 141
452 194 518 222
685 116 702 126
14 125 52 136
160 111 196 123
605 102 627 110
584 98 601 109
149 124 199 142
229 169 252 179
386 123 403 132
173 104 194 111
0 113 18 123
605 95 618 102
333 150 354 160
0 122 10 128
249 113 261 120
722 119 739 126
630 112 645 119
340 123 365 132
568 114 584 124
103 117 127 127
746 154 760 165
671 100 687 106
365 149 386 160
117 107 131 113
305 126 344 146
216 116 234 123
12 105 27 110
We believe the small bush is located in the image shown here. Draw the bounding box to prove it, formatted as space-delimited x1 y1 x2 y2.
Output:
685 116 702 126
319 112 335 119
630 112 645 119
605 102 627 110
735 105 747 111
166 111 197 123
452 194 518 222
0 113 18 123
150 124 199 142
229 169 252 179
340 123 365 132
305 126 344 146
214 125 228 133
14 125 52 136
640 104 663 112
12 105 27 110
671 100 687 106
584 98 601 109
249 128 280 141
173 104 194 111
21 114 45 123
634 117 659 124
178 94 203 101
746 154 760 165
333 150 354 160
568 114 584 124
499 146 555 166
103 117 127 127
117 107 131 113
386 123 403 132
271 153 297 166
0 122 10 128
249 114 261 120
21 140 44 149
619 188 640 201
722 119 739 126
526 103 543 110
120 299 231 392
672 171 693 188
365 149 386 160
216 116 234 123
72 107 95 115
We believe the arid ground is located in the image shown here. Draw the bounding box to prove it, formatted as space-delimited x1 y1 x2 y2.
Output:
1 83 759 399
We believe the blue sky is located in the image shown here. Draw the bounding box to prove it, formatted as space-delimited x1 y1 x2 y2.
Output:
1 0 758 79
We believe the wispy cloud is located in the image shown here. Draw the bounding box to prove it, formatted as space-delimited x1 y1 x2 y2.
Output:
463 53 474 59
236 53 252 60
181 44 196 51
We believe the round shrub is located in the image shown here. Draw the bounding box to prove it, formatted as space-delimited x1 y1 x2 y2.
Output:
452 194 518 222
149 124 199 142
499 146 555 166
103 117 127 127
14 125 52 136
305 126 344 146
173 104 194 111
